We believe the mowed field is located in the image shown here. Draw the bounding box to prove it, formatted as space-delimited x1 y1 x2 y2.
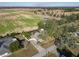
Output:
0 9 42 36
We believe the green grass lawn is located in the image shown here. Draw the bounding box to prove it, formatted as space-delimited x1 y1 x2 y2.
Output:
0 10 42 36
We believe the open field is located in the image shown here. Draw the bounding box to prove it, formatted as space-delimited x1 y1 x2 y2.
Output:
1 8 79 37
0 9 42 36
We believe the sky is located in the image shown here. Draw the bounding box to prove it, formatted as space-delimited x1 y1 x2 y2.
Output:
0 2 79 7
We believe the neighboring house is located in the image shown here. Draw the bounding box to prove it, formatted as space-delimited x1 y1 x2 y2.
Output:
0 37 17 56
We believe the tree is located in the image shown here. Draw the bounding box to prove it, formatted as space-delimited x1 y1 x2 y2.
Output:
9 41 21 52
38 19 58 40
38 16 79 53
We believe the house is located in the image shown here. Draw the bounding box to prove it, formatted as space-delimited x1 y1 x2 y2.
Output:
0 37 17 56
